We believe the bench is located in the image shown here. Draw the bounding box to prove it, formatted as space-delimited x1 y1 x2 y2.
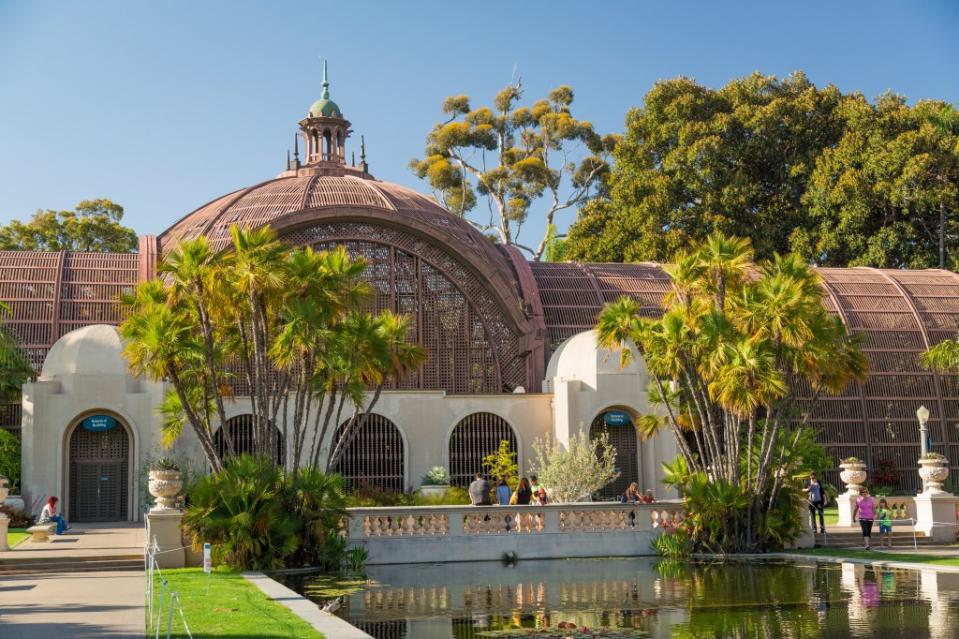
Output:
26 523 57 542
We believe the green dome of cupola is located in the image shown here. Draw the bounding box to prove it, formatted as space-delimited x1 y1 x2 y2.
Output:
309 61 342 118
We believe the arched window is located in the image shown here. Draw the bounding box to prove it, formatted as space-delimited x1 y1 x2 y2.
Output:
329 414 404 491
213 414 284 465
448 412 517 487
590 410 638 500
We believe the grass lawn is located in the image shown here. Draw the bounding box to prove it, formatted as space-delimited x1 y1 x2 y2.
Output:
794 546 959 567
6 528 28 548
151 568 324 639
823 506 838 526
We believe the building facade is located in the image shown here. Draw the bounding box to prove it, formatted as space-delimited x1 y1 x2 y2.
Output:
4 72 959 520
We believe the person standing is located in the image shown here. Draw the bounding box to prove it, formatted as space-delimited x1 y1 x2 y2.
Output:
496 476 512 506
512 477 533 505
877 498 893 549
40 496 68 535
468 472 492 506
852 487 876 550
803 472 826 534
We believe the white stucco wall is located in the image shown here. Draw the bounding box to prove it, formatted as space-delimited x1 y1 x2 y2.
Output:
21 325 167 520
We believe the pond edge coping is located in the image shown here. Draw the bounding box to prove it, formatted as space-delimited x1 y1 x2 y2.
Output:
766 552 959 574
243 571 373 639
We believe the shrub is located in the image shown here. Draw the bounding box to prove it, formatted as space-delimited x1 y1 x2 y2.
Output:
652 527 692 559
529 431 619 503
871 457 902 490
421 466 449 486
182 455 347 571
482 440 518 488
0 429 20 493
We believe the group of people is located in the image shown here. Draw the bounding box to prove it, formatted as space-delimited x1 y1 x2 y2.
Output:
468 473 549 506
621 482 656 504
804 472 895 549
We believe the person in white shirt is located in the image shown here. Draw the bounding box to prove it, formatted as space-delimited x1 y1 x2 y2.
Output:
40 496 68 535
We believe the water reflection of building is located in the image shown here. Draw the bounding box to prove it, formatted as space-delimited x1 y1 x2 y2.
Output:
344 558 688 639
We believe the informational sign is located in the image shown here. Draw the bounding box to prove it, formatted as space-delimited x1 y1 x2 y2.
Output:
81 415 116 432
604 411 632 427
203 542 212 574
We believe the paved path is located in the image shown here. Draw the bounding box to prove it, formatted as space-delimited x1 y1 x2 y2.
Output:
0 524 145 638
0 570 144 638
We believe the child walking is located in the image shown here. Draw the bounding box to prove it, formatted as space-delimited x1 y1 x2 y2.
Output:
877 498 893 549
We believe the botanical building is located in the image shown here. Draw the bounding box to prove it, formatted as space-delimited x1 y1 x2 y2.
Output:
3 72 959 521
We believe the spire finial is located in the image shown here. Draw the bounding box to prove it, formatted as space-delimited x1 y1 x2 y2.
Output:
293 132 300 161
360 135 366 161
321 59 330 99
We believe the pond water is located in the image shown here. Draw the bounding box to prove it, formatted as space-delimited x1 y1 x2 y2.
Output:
278 557 959 638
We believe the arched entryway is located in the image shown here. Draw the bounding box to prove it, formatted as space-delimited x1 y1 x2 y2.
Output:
213 414 285 465
590 409 639 500
329 414 405 492
448 412 518 487
67 414 131 522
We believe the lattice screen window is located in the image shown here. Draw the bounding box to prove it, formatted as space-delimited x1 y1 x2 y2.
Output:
282 222 528 394
213 414 284 465
590 413 638 501
329 414 404 492
448 412 518 487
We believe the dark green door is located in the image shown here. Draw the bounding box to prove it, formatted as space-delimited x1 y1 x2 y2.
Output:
69 424 128 522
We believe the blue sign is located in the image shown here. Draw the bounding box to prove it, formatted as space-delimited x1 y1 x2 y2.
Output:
604 411 632 427
82 415 116 432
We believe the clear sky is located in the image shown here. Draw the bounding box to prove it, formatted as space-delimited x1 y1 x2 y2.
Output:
1 1 957 251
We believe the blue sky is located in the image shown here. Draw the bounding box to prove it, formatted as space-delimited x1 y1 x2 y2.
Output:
1 1 957 252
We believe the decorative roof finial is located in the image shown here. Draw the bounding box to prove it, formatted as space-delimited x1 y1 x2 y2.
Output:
293 132 300 161
321 59 330 99
360 135 368 173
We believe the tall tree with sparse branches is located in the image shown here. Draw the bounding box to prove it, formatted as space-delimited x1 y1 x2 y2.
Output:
410 81 617 260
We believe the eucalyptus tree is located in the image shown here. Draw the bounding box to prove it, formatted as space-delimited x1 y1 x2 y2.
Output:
120 226 425 473
410 81 617 260
596 233 867 550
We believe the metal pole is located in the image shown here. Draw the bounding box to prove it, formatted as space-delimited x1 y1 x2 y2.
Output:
920 422 929 457
166 591 175 639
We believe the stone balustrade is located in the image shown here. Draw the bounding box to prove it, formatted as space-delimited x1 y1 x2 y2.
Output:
345 502 684 564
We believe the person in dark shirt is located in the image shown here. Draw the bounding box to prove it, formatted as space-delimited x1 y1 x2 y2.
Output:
803 472 826 534
468 472 492 506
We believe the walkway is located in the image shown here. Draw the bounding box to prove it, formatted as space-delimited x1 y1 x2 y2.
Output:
0 523 145 638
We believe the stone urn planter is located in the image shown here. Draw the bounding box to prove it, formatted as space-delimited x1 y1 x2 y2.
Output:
148 460 183 512
839 458 867 494
0 475 8 506
918 453 950 494
416 484 450 499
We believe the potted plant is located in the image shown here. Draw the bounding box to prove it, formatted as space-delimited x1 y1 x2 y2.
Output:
839 457 867 494
417 466 450 499
918 452 950 494
148 457 183 511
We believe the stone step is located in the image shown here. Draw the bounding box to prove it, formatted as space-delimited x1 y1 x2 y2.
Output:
0 554 144 575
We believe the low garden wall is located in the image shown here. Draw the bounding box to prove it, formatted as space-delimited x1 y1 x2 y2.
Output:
344 501 685 564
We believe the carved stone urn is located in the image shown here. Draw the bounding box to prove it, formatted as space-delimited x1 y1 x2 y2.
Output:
839 458 867 494
0 475 8 506
148 469 183 512
918 453 950 494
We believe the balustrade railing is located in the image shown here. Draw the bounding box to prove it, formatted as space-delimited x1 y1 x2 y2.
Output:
346 501 684 540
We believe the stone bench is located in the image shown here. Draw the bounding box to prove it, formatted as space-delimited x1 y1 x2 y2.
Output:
26 523 57 542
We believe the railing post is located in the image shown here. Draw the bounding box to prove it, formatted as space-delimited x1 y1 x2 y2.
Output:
542 507 560 533
448 509 465 536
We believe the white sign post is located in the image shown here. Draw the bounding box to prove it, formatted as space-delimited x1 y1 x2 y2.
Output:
203 543 211 573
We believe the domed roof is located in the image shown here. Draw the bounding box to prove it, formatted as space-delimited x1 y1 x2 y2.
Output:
545 329 645 389
157 168 504 257
309 97 341 118
41 324 128 379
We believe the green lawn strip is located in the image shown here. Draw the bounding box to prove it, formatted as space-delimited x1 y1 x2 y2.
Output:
793 547 959 567
822 506 838 525
151 568 325 639
6 528 28 548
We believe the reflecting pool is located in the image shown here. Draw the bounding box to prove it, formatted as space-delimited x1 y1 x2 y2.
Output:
278 557 959 638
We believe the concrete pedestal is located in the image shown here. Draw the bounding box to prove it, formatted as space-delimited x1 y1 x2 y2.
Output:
914 492 959 544
837 491 857 527
146 509 185 568
0 515 8 551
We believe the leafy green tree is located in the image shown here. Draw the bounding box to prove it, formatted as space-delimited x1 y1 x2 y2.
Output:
597 233 867 551
565 72 846 263
0 199 137 252
799 97 959 269
120 227 425 473
564 72 959 269
410 81 617 259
